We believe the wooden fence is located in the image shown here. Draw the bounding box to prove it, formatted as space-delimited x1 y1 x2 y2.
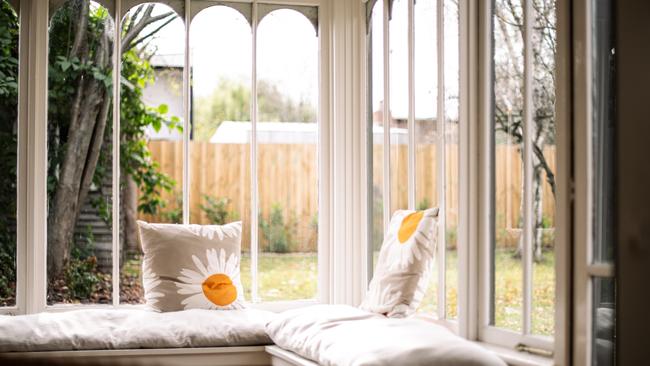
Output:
139 141 556 251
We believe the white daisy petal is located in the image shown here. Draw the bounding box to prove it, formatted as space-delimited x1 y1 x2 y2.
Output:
179 268 204 283
206 249 219 274
176 283 202 295
192 254 209 277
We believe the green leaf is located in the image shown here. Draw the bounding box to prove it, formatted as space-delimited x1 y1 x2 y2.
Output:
157 104 169 115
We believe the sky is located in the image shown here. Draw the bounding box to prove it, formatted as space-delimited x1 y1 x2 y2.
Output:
139 1 458 121
143 5 318 107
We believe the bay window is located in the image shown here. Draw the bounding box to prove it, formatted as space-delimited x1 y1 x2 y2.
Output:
1 0 618 363
6 0 325 312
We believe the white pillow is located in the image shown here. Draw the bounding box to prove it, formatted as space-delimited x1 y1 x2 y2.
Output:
266 304 506 366
360 208 439 317
137 221 246 312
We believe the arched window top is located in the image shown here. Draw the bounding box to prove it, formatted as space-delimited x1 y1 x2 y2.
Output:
50 0 116 20
190 1 251 25
121 0 183 20
122 2 184 64
366 0 395 34
366 0 377 33
257 4 318 36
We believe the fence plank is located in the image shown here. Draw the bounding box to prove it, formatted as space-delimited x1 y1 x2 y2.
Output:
140 141 557 251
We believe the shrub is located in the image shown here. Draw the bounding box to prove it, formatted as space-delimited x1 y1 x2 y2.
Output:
64 226 101 300
64 256 100 300
161 192 183 224
417 197 432 210
260 203 292 253
200 195 238 224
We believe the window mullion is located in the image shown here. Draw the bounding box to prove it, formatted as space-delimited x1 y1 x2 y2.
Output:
407 0 415 210
20 0 49 314
522 0 534 336
111 0 122 306
250 0 260 303
183 0 191 225
382 0 390 232
436 0 447 321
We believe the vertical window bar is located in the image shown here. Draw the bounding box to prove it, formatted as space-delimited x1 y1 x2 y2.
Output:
436 0 447 320
111 0 122 306
407 0 415 210
522 0 534 335
250 0 259 303
382 0 391 232
183 0 191 226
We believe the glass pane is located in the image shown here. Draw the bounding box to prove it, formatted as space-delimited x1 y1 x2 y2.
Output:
413 0 439 315
592 277 616 366
369 1 385 278
119 3 184 304
190 6 252 300
591 0 615 264
531 0 557 336
492 0 524 331
0 1 18 307
47 0 114 304
444 0 460 320
591 1 615 364
389 0 408 213
257 9 318 301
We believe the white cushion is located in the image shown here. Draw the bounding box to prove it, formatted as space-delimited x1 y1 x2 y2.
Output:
361 208 439 317
0 308 274 352
266 304 506 366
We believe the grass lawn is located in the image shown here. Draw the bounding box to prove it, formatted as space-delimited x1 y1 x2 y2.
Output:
123 248 554 336
240 253 318 302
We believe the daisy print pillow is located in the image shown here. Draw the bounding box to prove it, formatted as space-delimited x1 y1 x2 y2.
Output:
137 221 245 312
360 208 439 318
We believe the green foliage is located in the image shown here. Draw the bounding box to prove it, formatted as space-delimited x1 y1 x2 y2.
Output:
194 78 317 140
66 227 100 300
119 47 180 216
0 2 19 305
64 256 100 300
446 226 458 249
260 203 293 253
160 192 183 224
416 197 432 211
73 226 97 260
200 195 238 225
46 2 114 208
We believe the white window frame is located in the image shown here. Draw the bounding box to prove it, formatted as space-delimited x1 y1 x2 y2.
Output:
8 0 333 315
365 0 464 331
475 0 570 360
572 0 616 364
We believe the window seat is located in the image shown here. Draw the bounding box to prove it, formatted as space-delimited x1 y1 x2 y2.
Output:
0 305 525 366
0 308 274 352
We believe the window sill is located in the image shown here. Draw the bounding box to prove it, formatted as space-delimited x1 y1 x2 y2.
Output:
36 299 319 314
477 342 554 366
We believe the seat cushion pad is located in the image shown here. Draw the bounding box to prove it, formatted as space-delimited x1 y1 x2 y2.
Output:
0 308 274 352
266 304 506 366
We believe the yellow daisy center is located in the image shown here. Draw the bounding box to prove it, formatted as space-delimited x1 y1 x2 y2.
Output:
398 211 424 244
202 273 237 306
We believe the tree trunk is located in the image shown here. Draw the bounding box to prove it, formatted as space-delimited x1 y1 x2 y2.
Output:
47 0 112 279
533 166 544 262
122 175 139 252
